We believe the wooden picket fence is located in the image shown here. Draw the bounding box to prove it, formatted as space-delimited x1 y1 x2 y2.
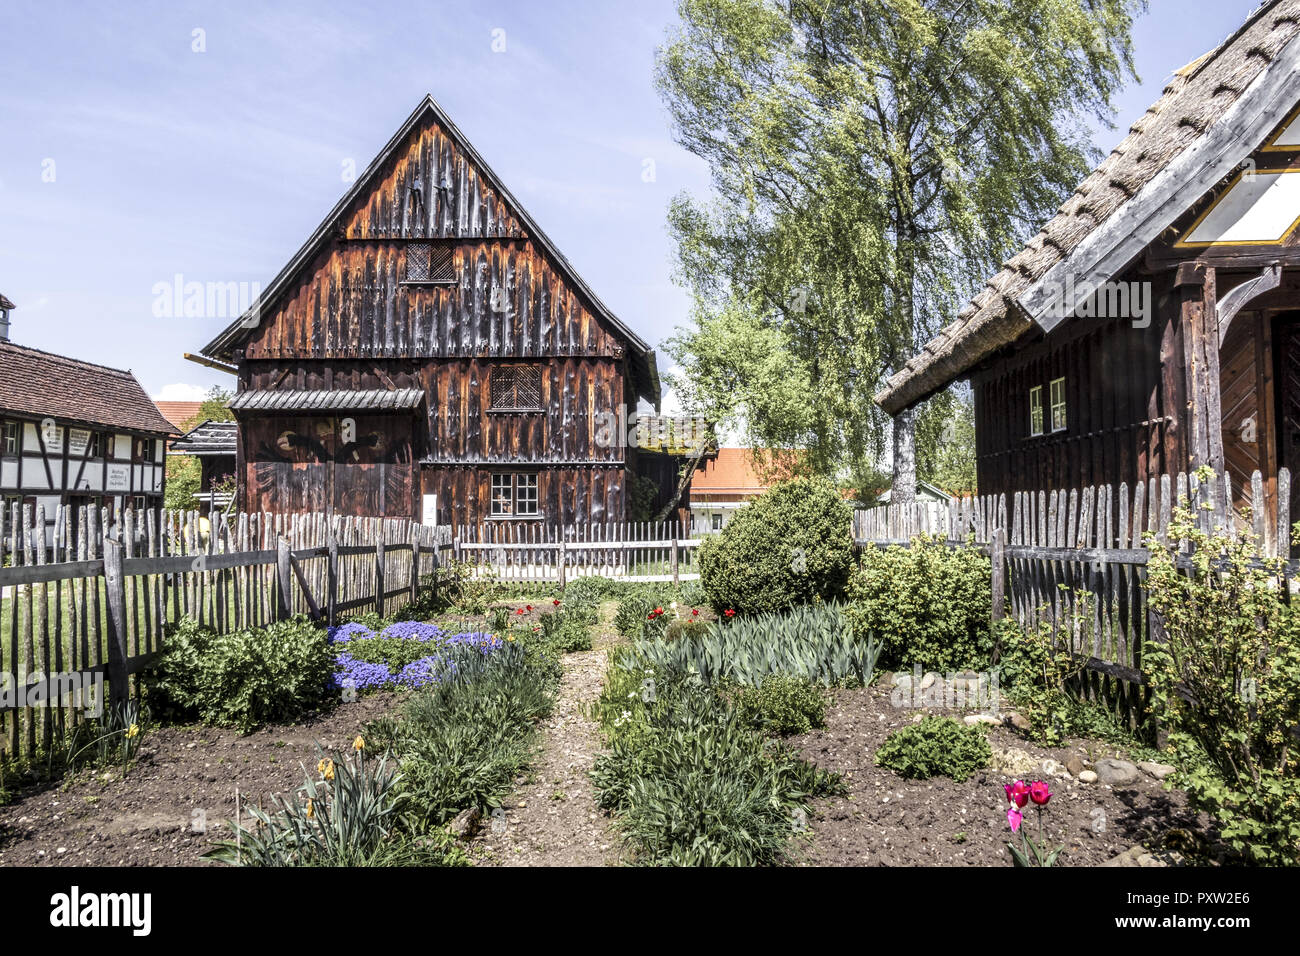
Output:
456 520 703 585
1 503 451 765
853 466 1293 727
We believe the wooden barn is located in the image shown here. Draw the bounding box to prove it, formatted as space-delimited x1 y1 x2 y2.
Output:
876 1 1300 554
0 329 175 542
191 95 693 531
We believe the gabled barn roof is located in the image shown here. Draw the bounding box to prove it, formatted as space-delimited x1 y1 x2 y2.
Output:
0 341 177 435
197 94 661 405
877 0 1300 415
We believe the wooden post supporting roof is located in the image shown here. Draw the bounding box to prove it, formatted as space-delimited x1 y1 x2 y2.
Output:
1175 261 1224 477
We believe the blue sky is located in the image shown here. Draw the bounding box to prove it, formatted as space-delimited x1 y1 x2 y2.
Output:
0 0 1268 407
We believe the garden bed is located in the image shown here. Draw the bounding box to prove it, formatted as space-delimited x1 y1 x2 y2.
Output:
790 683 1201 867
0 693 400 867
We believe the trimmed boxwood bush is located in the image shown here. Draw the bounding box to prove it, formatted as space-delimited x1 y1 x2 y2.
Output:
697 477 854 614
846 536 992 672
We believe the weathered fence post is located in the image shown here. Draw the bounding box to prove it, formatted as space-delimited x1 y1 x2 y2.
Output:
671 534 680 588
989 526 1007 663
374 539 386 616
276 536 293 621
327 533 338 627
557 534 567 589
410 528 421 607
102 535 130 719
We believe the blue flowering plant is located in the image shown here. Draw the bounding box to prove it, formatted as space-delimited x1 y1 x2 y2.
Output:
330 619 505 694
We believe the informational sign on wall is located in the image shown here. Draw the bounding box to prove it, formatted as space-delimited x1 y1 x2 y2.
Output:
106 464 130 492
67 429 92 458
422 494 438 527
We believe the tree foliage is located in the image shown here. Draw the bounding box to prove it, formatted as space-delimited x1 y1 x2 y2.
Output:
658 0 1141 487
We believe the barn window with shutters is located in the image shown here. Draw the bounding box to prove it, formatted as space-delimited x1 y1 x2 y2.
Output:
403 243 456 284
489 365 543 411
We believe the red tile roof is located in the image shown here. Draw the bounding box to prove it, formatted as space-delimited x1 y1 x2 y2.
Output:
153 400 205 431
0 341 177 435
690 448 800 497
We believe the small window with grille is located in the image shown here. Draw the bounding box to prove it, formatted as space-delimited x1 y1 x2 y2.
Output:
489 365 543 411
403 243 456 283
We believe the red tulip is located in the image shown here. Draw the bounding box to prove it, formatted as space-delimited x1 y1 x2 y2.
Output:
526 605 533 612
553 599 561 606
1029 781 1052 806
691 608 699 617
724 608 736 618
515 608 525 616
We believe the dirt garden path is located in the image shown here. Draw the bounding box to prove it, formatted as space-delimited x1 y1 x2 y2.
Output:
473 604 623 867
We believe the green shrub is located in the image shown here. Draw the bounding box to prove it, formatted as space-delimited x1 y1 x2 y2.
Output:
697 477 854 614
150 616 334 733
733 674 827 735
874 716 991 782
365 641 559 829
847 536 992 671
590 671 843 865
632 603 879 688
1143 491 1300 866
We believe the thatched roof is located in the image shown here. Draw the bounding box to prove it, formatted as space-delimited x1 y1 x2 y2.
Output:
876 0 1300 415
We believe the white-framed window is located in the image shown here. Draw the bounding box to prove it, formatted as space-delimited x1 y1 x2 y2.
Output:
2 421 18 457
490 473 539 517
132 495 147 513
1050 377 1067 432
1029 386 1044 437
712 513 722 531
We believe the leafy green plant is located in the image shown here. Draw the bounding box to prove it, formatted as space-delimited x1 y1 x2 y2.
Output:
613 590 675 640
847 535 992 671
875 716 991 782
538 605 593 654
630 603 879 689
148 616 334 733
1143 487 1300 866
590 671 843 865
732 674 826 735
664 617 710 643
697 477 854 614
365 641 559 829
207 741 466 867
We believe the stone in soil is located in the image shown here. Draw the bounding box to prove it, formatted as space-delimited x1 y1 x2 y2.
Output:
1094 758 1140 787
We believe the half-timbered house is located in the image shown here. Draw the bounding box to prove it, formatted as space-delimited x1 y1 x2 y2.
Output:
191 95 689 531
876 0 1300 553
0 329 175 542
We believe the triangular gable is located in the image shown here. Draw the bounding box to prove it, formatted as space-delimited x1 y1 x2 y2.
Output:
198 94 659 403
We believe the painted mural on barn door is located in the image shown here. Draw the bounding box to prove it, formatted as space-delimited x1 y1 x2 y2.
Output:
243 414 416 518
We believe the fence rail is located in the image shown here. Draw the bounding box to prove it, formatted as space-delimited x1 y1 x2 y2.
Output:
1 505 704 765
853 466 1293 727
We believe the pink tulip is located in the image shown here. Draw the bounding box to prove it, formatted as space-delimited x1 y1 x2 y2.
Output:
1004 780 1030 808
1007 806 1023 833
1029 781 1052 806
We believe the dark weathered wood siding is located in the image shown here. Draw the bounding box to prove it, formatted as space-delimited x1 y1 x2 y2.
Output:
233 114 637 527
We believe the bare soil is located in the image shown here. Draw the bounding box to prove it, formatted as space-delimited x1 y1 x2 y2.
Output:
0 693 401 867
788 683 1202 867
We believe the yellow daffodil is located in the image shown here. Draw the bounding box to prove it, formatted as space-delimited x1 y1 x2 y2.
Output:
306 799 314 820
319 758 335 781
125 724 139 740
353 735 365 752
